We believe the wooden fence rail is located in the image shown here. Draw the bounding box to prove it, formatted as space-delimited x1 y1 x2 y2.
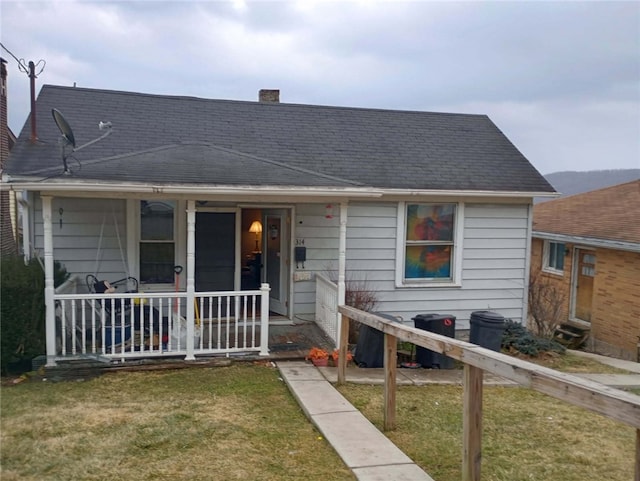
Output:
337 305 640 481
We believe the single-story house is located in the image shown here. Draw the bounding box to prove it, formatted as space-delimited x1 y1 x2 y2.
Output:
2 85 555 365
531 180 640 360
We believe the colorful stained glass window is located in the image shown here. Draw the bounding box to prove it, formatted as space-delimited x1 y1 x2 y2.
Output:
404 204 455 280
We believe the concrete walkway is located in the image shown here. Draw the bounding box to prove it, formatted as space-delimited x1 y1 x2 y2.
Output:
278 361 435 481
568 349 640 373
278 354 640 481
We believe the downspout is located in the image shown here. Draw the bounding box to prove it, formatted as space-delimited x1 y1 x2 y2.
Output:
18 191 31 260
185 200 196 361
522 202 533 326
337 202 348 346
42 196 56 366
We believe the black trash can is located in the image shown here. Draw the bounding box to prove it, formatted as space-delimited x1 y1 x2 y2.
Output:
412 314 456 369
469 310 506 352
354 313 398 368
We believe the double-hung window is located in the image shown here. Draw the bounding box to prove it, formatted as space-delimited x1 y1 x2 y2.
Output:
139 200 175 284
397 202 461 286
543 241 565 274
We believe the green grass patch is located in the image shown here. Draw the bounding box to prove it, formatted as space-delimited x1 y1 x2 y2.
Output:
1 365 355 481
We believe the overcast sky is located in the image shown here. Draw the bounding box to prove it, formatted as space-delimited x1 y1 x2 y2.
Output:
2 0 639 175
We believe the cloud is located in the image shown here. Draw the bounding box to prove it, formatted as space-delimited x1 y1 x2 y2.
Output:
2 0 638 174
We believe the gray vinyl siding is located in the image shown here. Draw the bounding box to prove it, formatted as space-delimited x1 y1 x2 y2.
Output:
34 195 530 326
292 200 530 328
33 195 129 292
292 203 340 315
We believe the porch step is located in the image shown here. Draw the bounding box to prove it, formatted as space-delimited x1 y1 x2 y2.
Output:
45 358 111 382
554 323 590 349
555 328 581 338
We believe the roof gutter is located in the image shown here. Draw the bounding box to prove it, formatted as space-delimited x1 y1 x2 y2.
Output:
2 176 558 200
377 188 559 199
0 179 384 198
533 230 640 253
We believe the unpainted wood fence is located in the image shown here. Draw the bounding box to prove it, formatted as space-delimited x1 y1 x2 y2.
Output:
336 305 640 481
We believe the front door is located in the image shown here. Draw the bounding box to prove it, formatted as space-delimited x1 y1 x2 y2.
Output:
574 249 596 322
263 210 290 316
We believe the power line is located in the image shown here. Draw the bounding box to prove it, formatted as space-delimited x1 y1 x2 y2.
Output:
0 42 45 76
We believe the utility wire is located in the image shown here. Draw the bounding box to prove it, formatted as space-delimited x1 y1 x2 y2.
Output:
0 42 45 76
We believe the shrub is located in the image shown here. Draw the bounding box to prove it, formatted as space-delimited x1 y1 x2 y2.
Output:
0 256 69 374
324 267 380 344
501 319 565 357
528 269 566 339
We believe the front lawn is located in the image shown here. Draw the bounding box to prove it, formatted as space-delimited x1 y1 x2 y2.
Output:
337 352 636 481
2 359 635 481
1 364 355 481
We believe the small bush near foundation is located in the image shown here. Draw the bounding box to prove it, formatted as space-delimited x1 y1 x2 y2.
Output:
501 319 565 357
0 256 69 374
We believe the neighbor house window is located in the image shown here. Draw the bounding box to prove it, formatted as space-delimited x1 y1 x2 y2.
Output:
401 203 457 282
140 200 175 284
543 241 565 273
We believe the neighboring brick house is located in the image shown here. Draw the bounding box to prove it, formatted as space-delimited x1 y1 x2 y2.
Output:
531 180 640 360
1 58 18 256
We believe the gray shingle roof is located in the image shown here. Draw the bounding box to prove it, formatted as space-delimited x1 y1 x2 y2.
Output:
6 85 555 193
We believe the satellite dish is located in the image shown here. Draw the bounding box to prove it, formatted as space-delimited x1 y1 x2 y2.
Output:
52 109 76 148
51 108 113 174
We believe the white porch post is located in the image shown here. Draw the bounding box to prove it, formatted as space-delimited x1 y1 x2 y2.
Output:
259 283 270 356
337 201 348 347
185 200 196 361
42 196 57 366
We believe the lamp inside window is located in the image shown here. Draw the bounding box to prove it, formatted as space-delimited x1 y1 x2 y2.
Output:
249 220 263 252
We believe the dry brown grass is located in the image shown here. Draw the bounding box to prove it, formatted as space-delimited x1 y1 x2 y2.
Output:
1 364 355 481
338 383 635 481
507 350 633 374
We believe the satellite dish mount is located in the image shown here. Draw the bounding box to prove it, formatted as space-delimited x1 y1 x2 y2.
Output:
52 108 113 174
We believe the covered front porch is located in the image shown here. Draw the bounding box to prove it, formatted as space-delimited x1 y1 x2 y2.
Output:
40 197 349 366
53 274 341 365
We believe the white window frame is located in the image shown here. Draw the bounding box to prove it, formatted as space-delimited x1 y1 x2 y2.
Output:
395 201 464 288
127 199 185 291
542 240 565 275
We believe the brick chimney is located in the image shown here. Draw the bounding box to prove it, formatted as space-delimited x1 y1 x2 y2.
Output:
259 89 280 103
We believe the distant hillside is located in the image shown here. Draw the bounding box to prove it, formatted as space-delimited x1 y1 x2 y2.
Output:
538 169 640 202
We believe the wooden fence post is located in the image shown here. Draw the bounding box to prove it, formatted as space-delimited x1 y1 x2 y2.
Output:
462 364 483 481
337 314 350 385
635 428 639 481
383 332 397 431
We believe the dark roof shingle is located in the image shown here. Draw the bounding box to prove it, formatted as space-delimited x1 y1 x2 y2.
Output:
6 85 554 193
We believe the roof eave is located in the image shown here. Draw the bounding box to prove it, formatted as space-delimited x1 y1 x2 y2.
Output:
532 230 640 253
1 178 384 199
377 188 559 199
2 177 559 200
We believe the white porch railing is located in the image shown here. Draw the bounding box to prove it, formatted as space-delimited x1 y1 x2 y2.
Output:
53 279 270 361
315 273 339 346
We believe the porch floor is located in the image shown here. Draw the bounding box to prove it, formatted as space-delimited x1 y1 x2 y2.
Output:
47 319 336 380
177 317 335 359
267 319 336 360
